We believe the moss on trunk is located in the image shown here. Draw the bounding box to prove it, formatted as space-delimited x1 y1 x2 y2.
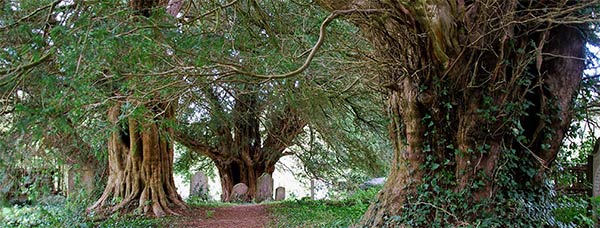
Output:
315 0 588 226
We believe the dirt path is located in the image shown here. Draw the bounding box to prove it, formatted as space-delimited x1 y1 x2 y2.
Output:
172 204 270 228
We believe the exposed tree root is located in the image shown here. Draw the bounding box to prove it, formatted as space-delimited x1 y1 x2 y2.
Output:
88 102 187 218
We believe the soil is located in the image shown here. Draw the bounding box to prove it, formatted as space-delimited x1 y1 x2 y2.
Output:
171 204 270 228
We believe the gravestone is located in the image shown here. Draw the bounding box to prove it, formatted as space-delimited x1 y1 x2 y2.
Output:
189 171 209 200
593 141 600 198
231 183 248 202
310 179 315 200
166 0 184 16
256 173 273 202
591 138 600 227
275 187 285 201
592 140 600 220
359 177 387 189
67 165 95 197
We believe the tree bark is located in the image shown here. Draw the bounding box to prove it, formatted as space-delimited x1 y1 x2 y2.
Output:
88 102 186 217
316 0 587 226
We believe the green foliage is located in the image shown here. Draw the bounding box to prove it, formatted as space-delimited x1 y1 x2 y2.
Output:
170 0 389 193
552 195 597 227
173 143 217 183
2 1 386 222
2 0 595 226
185 197 235 208
0 194 160 228
269 187 380 227
292 86 391 192
371 183 567 227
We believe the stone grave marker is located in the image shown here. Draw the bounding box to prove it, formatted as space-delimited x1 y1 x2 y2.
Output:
275 186 285 201
592 140 600 224
231 183 248 202
67 165 95 197
190 171 209 200
256 173 273 202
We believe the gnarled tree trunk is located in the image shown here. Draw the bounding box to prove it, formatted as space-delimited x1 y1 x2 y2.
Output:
88 102 186 217
318 0 588 226
176 88 306 202
87 0 186 218
215 159 275 202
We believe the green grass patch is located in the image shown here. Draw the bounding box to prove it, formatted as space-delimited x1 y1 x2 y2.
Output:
185 196 237 208
268 187 380 227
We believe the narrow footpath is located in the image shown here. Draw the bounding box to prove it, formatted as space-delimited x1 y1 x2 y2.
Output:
172 204 269 228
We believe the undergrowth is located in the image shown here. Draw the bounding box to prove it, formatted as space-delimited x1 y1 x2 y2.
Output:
2 186 596 227
0 194 162 228
185 196 237 208
268 186 380 227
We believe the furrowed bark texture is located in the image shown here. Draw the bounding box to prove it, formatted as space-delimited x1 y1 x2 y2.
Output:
88 102 186 217
317 0 587 226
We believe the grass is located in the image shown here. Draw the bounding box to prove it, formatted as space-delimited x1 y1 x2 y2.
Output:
0 195 162 228
267 187 380 227
5 187 600 227
1 188 381 228
185 196 237 208
0 204 163 228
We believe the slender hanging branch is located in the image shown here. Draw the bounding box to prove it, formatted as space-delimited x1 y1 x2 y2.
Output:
0 0 61 30
0 52 53 76
217 8 388 79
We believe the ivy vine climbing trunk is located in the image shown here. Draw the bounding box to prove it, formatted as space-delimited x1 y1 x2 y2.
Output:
88 102 186 217
317 0 589 226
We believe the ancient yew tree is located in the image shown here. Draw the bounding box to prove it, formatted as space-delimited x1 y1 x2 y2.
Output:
317 0 593 226
88 0 187 217
88 101 186 217
169 1 385 202
175 83 306 202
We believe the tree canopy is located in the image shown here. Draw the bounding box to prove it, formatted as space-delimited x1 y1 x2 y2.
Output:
2 0 600 226
0 0 390 211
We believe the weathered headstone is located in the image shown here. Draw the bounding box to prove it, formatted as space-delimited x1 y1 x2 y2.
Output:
593 141 600 196
190 171 209 200
166 0 184 16
231 183 248 202
256 173 273 202
310 179 315 200
275 187 285 201
67 165 95 197
592 140 600 223
359 177 386 189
